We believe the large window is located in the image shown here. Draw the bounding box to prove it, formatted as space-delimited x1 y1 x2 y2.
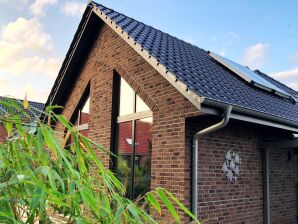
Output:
115 77 152 200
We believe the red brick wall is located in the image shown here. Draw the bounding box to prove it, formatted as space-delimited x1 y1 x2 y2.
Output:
186 118 264 223
269 148 296 224
186 118 296 223
53 17 297 223
54 21 199 220
0 125 6 143
118 120 152 155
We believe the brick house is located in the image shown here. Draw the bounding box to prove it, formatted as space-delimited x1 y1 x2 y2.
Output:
45 2 298 223
0 96 44 143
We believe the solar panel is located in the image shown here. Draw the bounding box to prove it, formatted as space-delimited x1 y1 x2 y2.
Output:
209 51 291 99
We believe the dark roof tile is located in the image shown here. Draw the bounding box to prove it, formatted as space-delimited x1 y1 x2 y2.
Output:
93 2 298 124
0 96 44 121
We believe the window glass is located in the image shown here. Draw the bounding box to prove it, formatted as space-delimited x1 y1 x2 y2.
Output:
136 95 150 112
119 78 134 116
115 75 152 200
116 121 133 197
134 117 152 198
82 97 90 113
71 95 90 138
80 97 90 126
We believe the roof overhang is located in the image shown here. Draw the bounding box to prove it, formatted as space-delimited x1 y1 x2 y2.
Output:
201 98 298 133
45 2 298 134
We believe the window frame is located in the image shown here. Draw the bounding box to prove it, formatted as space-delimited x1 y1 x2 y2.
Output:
113 75 152 200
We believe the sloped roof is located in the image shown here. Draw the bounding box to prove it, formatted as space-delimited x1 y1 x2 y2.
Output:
46 2 298 131
94 2 298 125
0 96 44 121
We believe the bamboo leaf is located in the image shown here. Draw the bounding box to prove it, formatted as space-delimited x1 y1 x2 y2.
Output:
156 188 180 221
164 189 201 223
146 191 161 214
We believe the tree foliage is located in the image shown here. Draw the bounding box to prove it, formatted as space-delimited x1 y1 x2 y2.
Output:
0 98 200 223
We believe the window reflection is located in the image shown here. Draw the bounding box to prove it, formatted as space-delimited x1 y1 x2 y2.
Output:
136 95 150 113
116 121 133 197
115 76 152 200
134 117 152 198
67 93 90 149
119 78 134 116
80 97 89 125
73 96 89 137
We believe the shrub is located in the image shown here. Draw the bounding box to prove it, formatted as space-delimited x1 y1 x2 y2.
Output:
0 98 200 223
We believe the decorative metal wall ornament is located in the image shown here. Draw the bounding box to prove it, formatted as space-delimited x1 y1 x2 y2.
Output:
222 150 241 182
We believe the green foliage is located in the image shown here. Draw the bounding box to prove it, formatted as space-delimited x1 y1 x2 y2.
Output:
0 98 200 223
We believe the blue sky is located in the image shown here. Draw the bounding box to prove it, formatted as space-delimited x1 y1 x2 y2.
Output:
0 0 297 102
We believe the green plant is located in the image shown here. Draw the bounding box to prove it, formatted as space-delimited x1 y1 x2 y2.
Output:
0 98 200 223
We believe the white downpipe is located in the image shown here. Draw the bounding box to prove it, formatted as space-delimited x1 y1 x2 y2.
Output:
191 105 232 218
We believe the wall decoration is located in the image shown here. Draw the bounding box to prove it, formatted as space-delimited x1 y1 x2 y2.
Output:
222 150 241 182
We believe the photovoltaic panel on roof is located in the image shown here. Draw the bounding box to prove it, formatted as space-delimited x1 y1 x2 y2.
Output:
209 51 291 98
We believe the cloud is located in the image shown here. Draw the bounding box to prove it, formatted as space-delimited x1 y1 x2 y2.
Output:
0 17 53 53
288 82 298 90
0 17 61 78
271 67 298 91
289 52 298 66
241 43 269 69
0 79 50 102
61 1 86 17
272 67 298 80
0 0 28 4
0 0 29 10
29 0 57 17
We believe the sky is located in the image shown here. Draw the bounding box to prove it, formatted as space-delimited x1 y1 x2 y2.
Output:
0 0 298 103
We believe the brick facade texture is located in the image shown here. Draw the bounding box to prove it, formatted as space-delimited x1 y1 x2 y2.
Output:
0 125 6 143
54 21 297 223
54 23 200 221
269 148 296 224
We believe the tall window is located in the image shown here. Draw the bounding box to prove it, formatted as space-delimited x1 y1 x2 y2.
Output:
115 77 152 200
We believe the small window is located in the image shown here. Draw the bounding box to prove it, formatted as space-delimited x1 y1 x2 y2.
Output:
70 87 90 138
75 95 89 137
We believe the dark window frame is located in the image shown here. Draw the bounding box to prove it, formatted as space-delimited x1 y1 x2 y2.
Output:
112 72 152 200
